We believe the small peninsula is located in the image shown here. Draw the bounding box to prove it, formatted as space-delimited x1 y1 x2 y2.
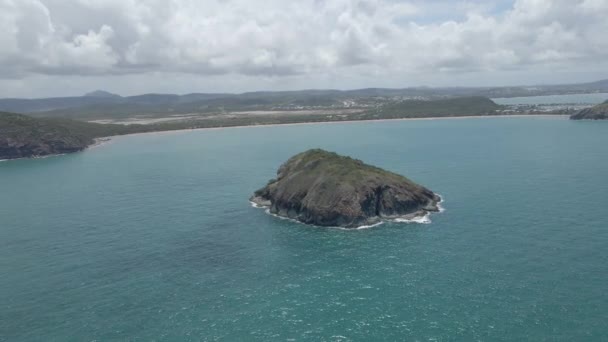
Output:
570 100 608 120
0 112 139 159
250 149 441 228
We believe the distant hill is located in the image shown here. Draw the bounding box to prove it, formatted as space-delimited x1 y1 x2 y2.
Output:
570 100 608 120
367 96 502 119
0 96 127 113
542 79 608 93
84 90 122 98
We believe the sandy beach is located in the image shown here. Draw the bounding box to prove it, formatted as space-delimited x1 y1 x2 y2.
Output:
107 114 568 140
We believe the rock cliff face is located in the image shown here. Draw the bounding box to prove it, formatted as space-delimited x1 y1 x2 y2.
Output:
250 149 441 228
0 136 91 160
570 101 608 120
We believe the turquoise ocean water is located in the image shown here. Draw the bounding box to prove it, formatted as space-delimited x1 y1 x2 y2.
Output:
1 116 607 341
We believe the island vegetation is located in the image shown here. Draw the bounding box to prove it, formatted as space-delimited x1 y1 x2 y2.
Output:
250 149 441 228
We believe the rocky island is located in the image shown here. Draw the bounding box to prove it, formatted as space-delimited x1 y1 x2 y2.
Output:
250 149 441 228
570 100 608 120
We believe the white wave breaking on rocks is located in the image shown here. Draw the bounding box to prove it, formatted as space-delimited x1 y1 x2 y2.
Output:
390 194 445 225
391 214 432 225
249 194 444 230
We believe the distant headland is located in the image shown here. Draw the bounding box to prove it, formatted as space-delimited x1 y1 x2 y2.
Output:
0 112 139 160
571 100 608 120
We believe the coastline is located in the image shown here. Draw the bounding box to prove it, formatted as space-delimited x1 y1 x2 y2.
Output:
90 137 112 149
0 114 567 162
0 138 110 163
108 113 568 140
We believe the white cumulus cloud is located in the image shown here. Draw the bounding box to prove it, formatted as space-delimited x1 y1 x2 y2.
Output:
0 0 606 96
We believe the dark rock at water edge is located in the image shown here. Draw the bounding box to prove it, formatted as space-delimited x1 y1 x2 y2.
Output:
250 149 441 228
0 137 89 160
570 100 608 120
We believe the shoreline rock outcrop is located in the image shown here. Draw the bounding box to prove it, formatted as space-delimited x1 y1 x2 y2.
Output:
571 100 608 120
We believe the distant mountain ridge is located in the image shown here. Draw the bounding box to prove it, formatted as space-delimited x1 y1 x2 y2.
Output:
0 92 235 114
84 90 121 98
0 79 606 119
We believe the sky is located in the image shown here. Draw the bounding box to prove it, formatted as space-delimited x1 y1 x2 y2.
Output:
0 0 607 98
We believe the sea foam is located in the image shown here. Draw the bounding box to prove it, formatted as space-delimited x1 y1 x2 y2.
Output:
250 194 444 230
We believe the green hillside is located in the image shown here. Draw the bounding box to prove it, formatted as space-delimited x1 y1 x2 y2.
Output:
367 96 503 119
570 100 608 120
0 112 138 159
